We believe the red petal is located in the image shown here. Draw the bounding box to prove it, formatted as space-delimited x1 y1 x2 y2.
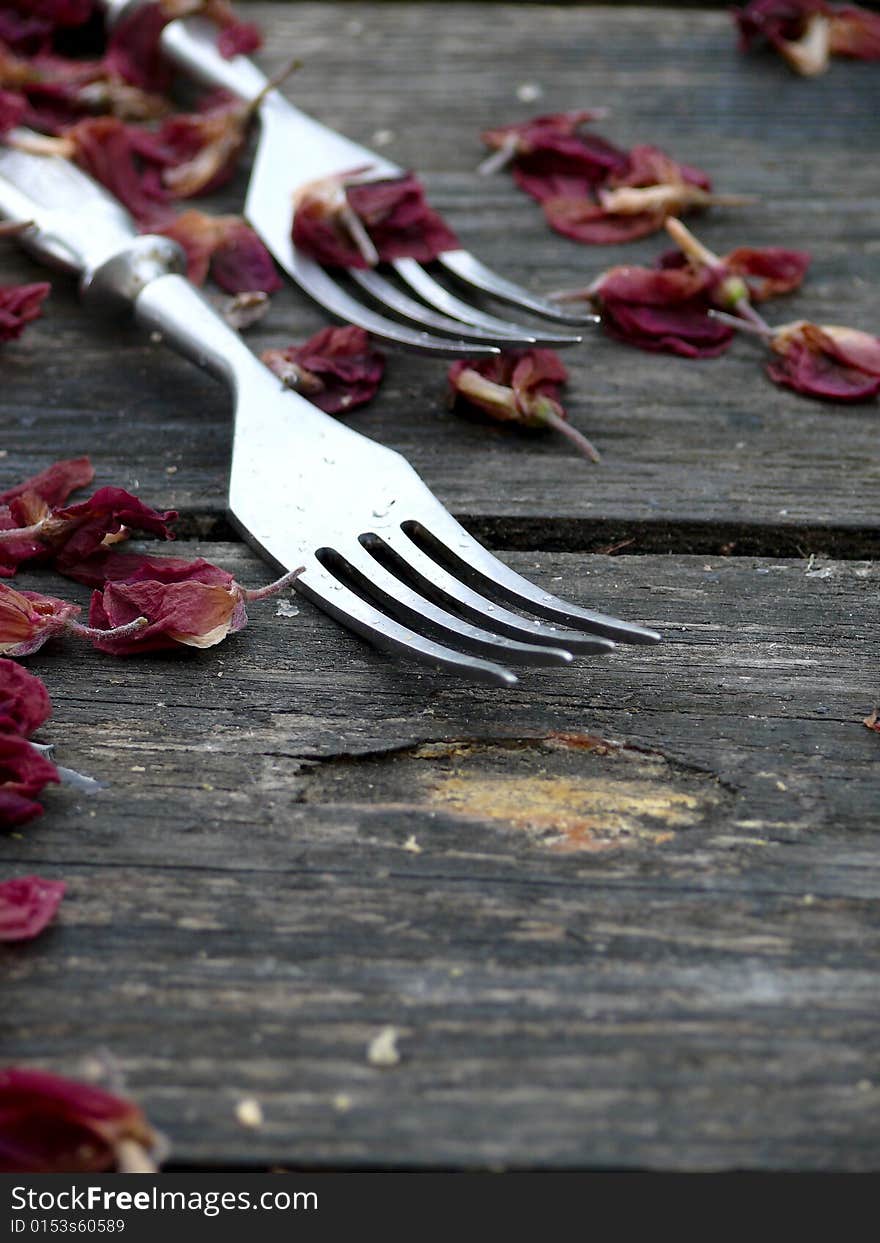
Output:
723 246 811 299
48 487 177 570
0 733 60 806
217 21 263 59
103 2 173 93
0 1067 155 1173
768 337 880 401
261 325 385 415
543 196 666 244
0 660 52 738
0 584 79 657
0 457 93 508
88 578 239 653
62 551 234 590
830 7 880 59
0 283 50 343
0 876 65 942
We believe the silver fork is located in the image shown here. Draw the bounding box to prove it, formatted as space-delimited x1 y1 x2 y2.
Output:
98 0 594 357
0 140 660 684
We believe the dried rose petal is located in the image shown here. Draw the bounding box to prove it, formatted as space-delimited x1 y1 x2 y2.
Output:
0 282 50 343
0 659 52 737
0 486 176 579
735 0 880 71
0 457 93 579
0 457 94 509
0 876 65 942
0 734 59 827
554 220 808 359
829 5 880 58
588 264 734 358
44 486 177 571
261 326 385 414
480 111 626 201
88 577 246 653
717 245 811 302
0 1067 160 1172
0 583 81 658
85 563 301 654
102 1 173 94
767 320 880 401
543 145 736 246
160 209 281 292
160 0 264 58
449 350 600 462
137 94 250 198
63 116 172 229
293 170 459 269
61 550 235 590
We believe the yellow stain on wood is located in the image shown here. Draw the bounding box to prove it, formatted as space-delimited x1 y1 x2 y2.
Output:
426 771 714 852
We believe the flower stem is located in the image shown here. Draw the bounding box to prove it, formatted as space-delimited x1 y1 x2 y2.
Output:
708 308 774 339
665 217 720 269
114 1139 157 1175
540 408 601 464
733 298 773 335
242 566 305 602
477 134 519 177
247 56 303 116
66 616 150 642
0 519 45 543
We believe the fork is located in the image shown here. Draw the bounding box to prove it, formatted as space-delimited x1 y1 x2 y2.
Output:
0 139 660 683
97 0 595 357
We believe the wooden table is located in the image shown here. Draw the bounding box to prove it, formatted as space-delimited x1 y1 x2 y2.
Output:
2 3 879 1172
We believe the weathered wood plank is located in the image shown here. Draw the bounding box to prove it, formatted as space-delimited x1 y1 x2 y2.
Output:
1 5 878 541
2 546 879 1169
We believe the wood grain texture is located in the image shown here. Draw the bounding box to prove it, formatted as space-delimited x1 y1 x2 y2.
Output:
2 545 879 1170
1 4 878 543
1 1 879 1174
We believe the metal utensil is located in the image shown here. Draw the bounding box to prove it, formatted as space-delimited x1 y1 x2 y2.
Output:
0 139 660 683
98 0 594 357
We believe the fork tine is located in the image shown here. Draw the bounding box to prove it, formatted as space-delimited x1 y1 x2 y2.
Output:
391 259 585 348
291 252 501 357
325 541 576 666
295 558 519 685
349 268 540 347
440 248 599 325
397 510 661 646
367 531 617 655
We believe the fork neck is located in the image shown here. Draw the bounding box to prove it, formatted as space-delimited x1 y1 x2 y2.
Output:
132 273 267 394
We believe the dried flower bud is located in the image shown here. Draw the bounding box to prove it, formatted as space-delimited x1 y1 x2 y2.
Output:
86 563 303 654
0 584 81 658
544 145 747 244
0 1067 161 1172
293 170 459 269
479 110 624 199
448 351 600 462
735 0 880 73
261 326 385 414
768 320 880 400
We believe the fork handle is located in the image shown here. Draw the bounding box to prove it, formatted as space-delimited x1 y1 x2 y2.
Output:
0 139 265 390
98 0 271 105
